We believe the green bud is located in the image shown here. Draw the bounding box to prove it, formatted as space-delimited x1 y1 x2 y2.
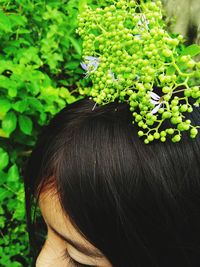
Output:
162 86 171 94
158 108 164 114
161 136 166 142
190 128 198 136
146 120 154 126
136 115 142 121
154 132 160 139
146 113 153 119
187 107 193 113
142 124 148 129
138 130 144 137
180 104 188 112
172 134 181 143
187 60 195 68
147 134 154 141
160 131 166 137
163 95 171 101
144 139 149 144
127 90 133 95
172 106 179 112
120 91 126 97
186 119 191 125
177 123 184 131
162 111 171 119
182 123 190 131
176 116 182 123
138 121 144 127
180 55 189 63
162 49 172 57
167 128 174 135
171 99 179 106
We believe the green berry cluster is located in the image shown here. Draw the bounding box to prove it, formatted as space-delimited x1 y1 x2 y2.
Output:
77 0 200 144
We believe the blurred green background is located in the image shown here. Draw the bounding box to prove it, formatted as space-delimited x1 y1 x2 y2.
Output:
0 0 199 266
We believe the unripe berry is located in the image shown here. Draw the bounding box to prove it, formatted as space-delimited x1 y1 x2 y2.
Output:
162 111 171 119
158 108 164 114
182 123 190 131
180 104 188 112
176 116 182 123
161 136 166 142
171 99 179 106
187 107 193 113
190 128 198 136
142 124 148 129
144 139 149 144
154 132 160 139
162 86 171 94
171 117 178 124
180 55 189 63
120 91 126 97
172 134 181 142
187 60 195 68
172 106 179 112
177 123 185 131
136 115 142 121
147 134 154 141
146 120 154 126
162 49 172 57
138 130 144 137
138 121 144 127
163 95 171 101
167 128 174 135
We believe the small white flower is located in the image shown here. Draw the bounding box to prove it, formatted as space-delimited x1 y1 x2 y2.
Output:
150 92 165 114
108 69 118 82
80 56 100 78
137 14 150 31
134 34 142 40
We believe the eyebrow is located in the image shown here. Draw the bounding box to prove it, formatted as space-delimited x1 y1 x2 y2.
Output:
48 224 104 259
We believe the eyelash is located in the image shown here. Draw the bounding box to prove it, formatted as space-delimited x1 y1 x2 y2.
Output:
63 250 96 267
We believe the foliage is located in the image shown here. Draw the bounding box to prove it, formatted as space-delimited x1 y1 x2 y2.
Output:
0 0 86 266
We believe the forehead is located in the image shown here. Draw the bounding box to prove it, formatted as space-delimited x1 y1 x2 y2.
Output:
38 191 98 251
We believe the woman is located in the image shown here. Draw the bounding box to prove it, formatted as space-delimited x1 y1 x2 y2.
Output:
24 97 200 267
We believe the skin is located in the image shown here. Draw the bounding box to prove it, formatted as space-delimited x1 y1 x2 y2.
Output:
36 191 112 267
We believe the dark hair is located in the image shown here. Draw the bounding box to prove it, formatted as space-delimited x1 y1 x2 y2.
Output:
24 97 200 267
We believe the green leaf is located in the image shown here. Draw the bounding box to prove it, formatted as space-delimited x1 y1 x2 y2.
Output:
0 99 11 120
0 148 9 170
18 115 33 135
9 14 27 27
0 11 12 33
65 60 80 70
13 201 25 220
78 0 88 13
180 44 200 57
2 111 17 135
27 97 43 110
69 37 82 55
7 164 19 182
12 100 28 113
0 216 5 228
8 86 17 97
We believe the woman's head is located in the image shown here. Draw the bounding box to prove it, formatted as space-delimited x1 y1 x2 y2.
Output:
24 97 200 267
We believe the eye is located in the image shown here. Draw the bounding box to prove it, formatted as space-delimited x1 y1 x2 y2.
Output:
68 255 96 267
62 250 96 267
